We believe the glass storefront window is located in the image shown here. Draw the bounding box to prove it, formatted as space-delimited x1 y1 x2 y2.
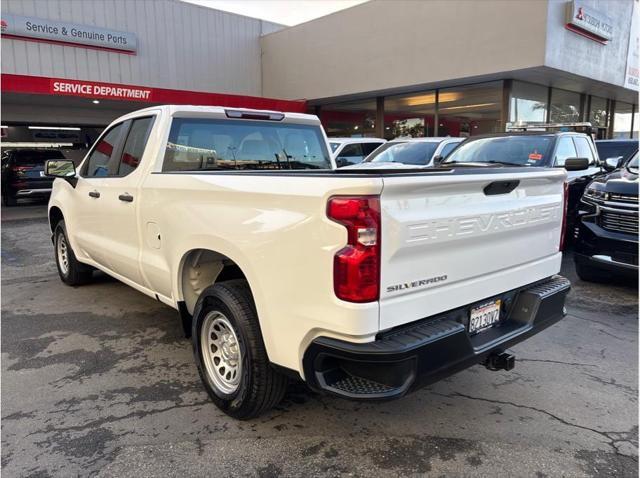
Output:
550 88 581 123
634 110 639 139
438 81 503 137
509 81 548 123
383 91 436 139
613 102 634 139
588 96 608 128
319 99 377 138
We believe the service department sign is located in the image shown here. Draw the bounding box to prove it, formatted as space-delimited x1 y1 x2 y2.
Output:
1 14 137 53
565 1 613 43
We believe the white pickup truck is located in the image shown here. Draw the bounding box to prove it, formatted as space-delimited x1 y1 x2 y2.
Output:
46 105 571 419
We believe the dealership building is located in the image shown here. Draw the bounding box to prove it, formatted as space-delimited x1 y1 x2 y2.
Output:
1 0 638 158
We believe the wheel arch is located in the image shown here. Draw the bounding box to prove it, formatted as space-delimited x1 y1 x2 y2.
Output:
48 206 64 234
177 247 254 317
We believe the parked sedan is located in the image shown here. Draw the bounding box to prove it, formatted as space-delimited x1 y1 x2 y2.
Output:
350 137 465 169
329 137 386 167
573 152 638 282
1 149 67 206
441 132 600 242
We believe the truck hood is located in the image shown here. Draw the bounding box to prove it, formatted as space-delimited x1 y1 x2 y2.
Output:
588 167 638 196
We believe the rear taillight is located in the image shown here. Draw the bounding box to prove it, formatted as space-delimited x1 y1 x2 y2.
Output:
327 196 381 303
559 181 569 251
14 166 32 177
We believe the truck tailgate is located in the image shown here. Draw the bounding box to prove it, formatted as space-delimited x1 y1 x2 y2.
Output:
379 169 566 330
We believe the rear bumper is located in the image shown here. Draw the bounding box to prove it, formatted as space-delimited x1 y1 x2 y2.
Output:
302 276 570 400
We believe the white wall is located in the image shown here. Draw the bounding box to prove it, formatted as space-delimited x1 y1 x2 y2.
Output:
544 0 635 90
261 0 550 100
1 0 283 96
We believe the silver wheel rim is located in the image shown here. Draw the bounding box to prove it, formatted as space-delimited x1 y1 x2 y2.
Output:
57 233 70 276
200 311 242 394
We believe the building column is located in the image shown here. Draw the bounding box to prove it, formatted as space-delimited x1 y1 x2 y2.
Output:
434 90 439 137
375 97 384 138
608 100 616 139
501 80 512 131
580 94 588 122
630 104 636 139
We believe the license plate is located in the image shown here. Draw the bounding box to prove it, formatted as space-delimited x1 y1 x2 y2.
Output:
469 300 501 334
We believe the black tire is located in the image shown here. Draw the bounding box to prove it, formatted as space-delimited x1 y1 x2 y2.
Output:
575 260 609 283
192 279 287 419
3 193 17 207
54 220 93 286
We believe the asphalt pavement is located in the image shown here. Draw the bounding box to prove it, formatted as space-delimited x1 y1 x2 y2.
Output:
1 203 638 477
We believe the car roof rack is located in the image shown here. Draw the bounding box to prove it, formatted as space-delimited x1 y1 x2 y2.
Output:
506 122 594 134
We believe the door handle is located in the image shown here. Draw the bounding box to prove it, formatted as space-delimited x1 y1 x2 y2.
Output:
119 193 134 203
88 190 100 198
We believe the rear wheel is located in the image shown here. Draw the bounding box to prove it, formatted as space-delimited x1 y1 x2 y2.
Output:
575 260 609 283
54 221 93 286
192 280 287 419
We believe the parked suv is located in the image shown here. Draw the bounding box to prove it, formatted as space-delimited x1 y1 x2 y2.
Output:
329 137 386 167
1 149 67 206
441 132 600 241
573 152 638 282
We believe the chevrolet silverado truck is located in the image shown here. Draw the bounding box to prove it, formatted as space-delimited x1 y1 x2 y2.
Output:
46 105 571 419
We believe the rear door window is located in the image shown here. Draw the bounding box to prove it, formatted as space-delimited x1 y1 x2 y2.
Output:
336 143 365 165
163 118 331 171
554 137 578 167
439 141 459 158
117 117 155 176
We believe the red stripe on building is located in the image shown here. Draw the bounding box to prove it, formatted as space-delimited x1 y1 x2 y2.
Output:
1 74 307 112
563 24 608 44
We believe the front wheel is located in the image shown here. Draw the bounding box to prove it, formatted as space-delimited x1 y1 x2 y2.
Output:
192 280 287 419
54 221 93 286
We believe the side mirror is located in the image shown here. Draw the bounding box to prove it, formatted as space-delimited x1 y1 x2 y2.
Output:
563 157 590 171
603 156 623 172
45 159 76 178
432 155 444 165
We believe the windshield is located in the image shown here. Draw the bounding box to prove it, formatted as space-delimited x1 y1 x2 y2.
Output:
329 142 340 153
444 136 554 166
365 141 439 165
596 141 639 164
